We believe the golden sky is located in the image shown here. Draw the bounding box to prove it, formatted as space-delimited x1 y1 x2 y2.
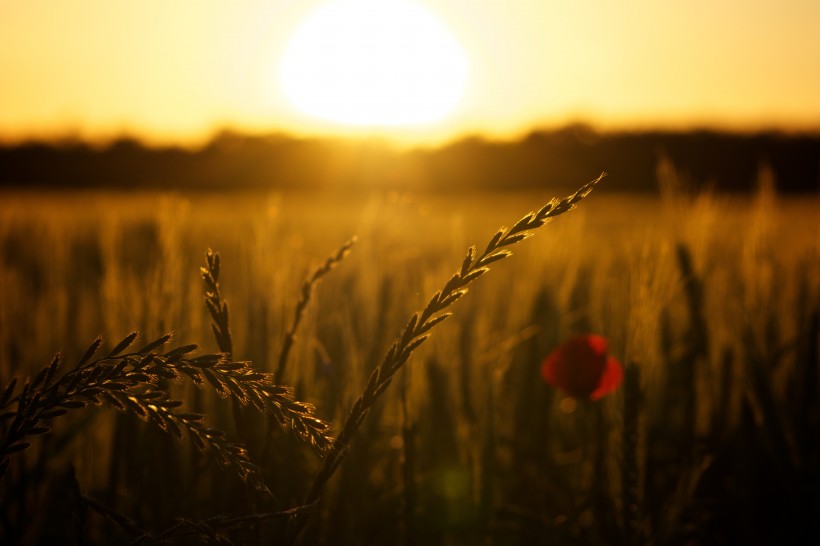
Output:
2 0 819 146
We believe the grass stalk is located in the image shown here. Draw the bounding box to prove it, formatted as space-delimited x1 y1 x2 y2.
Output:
201 249 335 457
0 333 268 492
273 238 356 386
621 363 643 546
0 330 334 500
288 174 604 540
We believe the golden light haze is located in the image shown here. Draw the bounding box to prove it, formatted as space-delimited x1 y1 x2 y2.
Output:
2 0 820 146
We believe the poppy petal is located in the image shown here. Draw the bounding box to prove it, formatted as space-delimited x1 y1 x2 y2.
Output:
589 356 624 400
584 334 609 356
540 351 559 386
542 335 624 400
542 334 609 398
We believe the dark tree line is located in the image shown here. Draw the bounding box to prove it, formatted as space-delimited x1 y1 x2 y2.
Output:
2 126 819 192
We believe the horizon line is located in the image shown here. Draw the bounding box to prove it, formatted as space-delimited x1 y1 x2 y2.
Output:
3 119 820 151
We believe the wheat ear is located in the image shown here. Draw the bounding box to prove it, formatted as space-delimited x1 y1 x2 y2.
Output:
302 174 604 507
0 334 270 493
274 237 356 385
201 249 335 454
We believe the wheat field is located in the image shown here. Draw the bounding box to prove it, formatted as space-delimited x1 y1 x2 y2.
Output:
1 168 819 545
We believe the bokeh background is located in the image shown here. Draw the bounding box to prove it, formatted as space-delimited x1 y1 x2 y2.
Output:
1 1 819 544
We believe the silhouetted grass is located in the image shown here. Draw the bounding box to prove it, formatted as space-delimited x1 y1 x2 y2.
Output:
0 166 818 544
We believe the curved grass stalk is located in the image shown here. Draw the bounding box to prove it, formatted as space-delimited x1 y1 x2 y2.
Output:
274 237 356 385
290 174 604 537
201 249 336 455
0 330 335 495
0 334 270 493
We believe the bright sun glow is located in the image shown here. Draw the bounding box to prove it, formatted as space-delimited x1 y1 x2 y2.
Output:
278 0 469 127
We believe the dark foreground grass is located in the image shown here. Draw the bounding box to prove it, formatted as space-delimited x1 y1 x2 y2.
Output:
0 173 818 545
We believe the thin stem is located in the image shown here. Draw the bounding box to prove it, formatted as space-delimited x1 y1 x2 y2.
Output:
200 250 335 455
288 174 604 541
274 238 356 385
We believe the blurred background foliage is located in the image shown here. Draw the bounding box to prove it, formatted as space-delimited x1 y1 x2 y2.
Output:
0 161 818 544
2 126 820 193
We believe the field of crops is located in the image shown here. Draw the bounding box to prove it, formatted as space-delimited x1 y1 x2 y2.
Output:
1 169 818 545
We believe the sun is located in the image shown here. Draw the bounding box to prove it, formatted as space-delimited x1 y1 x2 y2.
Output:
277 0 469 127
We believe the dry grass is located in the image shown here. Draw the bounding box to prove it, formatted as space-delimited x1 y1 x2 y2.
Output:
0 168 818 544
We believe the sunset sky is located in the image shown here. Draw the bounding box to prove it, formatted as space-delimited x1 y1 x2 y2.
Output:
2 0 820 146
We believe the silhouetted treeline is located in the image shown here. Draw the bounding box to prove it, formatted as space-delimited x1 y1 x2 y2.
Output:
2 125 819 192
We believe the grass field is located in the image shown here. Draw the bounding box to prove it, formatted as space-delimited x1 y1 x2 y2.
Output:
1 169 819 545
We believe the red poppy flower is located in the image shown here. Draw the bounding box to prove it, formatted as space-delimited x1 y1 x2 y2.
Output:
541 334 623 400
